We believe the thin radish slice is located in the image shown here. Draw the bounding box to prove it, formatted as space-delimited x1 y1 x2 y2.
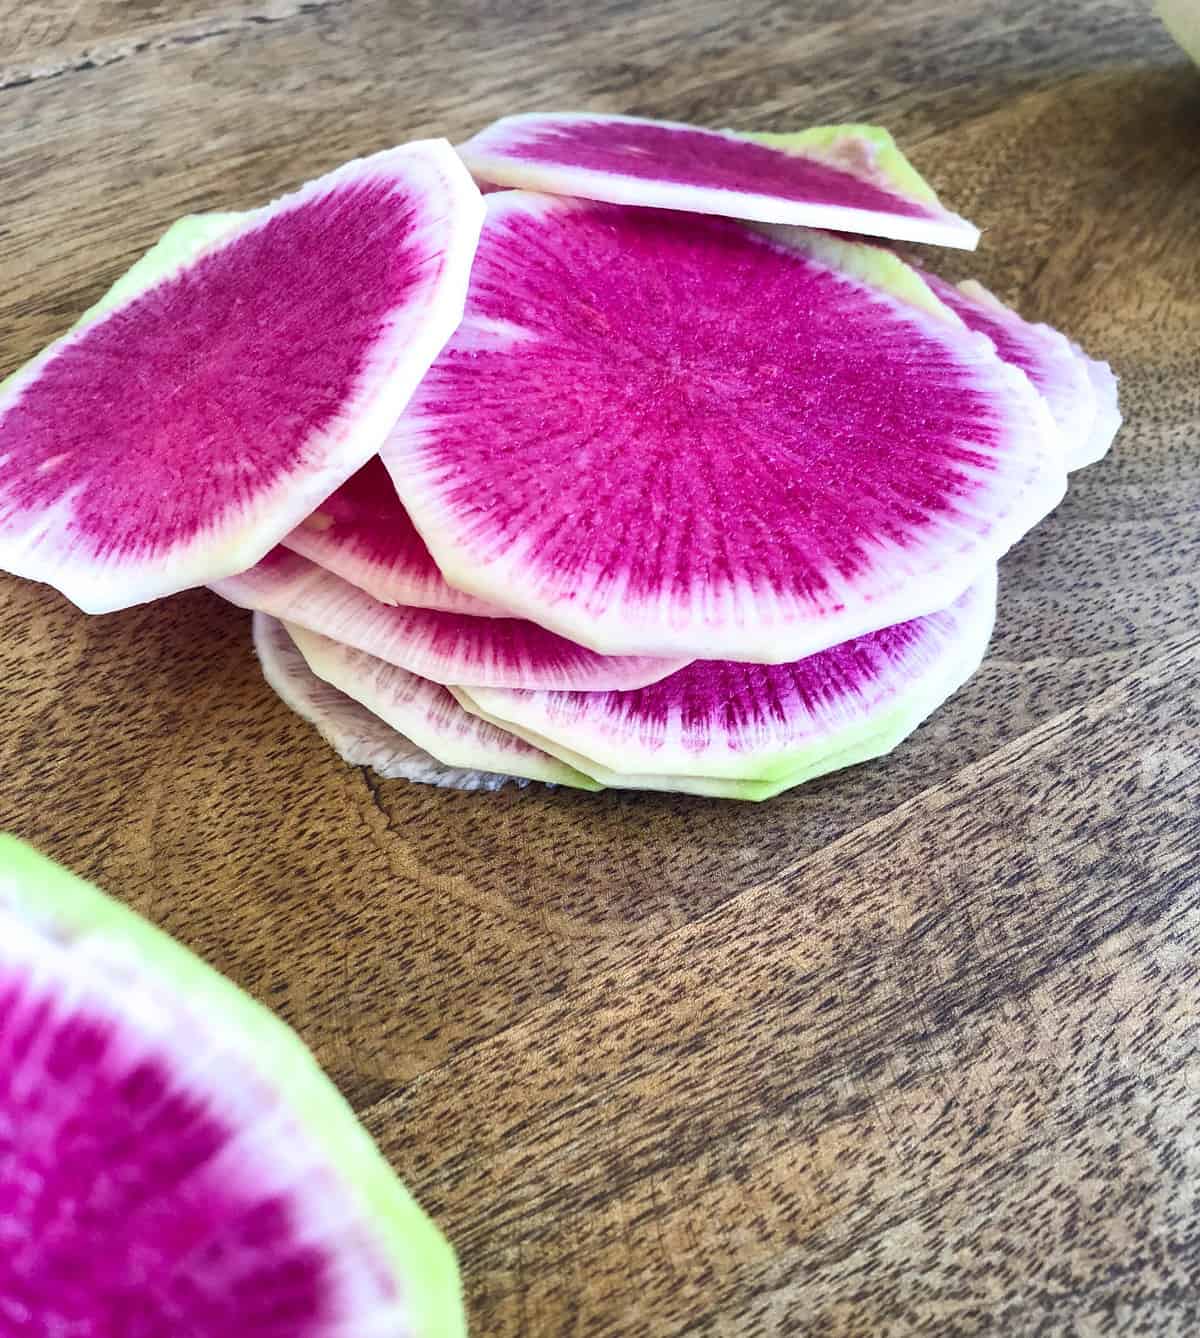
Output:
458 114 979 248
452 568 996 797
254 612 517 790
382 193 1063 662
449 685 919 802
923 275 1118 471
3 205 510 615
284 457 506 615
0 141 484 613
284 622 601 790
213 548 685 691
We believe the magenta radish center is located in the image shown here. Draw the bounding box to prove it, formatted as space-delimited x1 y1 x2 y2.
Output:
1 971 336 1333
394 203 1002 614
0 181 428 562
477 118 938 220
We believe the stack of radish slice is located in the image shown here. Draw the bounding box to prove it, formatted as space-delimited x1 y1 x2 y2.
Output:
0 115 1120 800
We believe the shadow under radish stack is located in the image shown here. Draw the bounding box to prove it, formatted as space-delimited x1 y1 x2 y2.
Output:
0 115 1120 800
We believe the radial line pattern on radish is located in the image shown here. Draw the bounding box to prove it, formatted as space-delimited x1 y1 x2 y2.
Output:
383 192 1063 663
0 142 483 613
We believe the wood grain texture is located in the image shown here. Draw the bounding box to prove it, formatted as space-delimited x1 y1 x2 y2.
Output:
0 0 1198 1332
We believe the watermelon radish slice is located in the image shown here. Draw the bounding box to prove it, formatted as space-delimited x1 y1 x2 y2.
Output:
0 141 484 614
457 114 980 248
922 275 1120 471
254 612 516 790
452 568 996 799
213 547 686 691
445 684 791 801
382 192 1064 663
1 207 502 619
284 457 506 615
283 621 601 790
448 685 924 802
0 834 464 1336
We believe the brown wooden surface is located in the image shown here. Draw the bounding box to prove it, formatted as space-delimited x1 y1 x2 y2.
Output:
2 1 1199 1333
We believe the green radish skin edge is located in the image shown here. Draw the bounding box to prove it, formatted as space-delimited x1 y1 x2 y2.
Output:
1157 0 1200 65
0 834 466 1337
452 676 968 803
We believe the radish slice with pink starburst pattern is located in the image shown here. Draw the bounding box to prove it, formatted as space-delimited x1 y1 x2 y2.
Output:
213 548 685 691
283 622 601 789
0 141 483 613
381 192 1063 663
457 114 980 248
452 568 996 799
254 612 519 790
921 275 1120 471
284 457 506 615
0 834 466 1336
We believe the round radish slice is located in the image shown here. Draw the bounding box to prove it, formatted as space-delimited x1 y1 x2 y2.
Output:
284 457 506 616
0 141 484 613
382 193 1063 662
284 622 601 790
457 113 980 248
0 834 464 1336
449 683 925 802
922 274 1120 471
213 548 687 691
452 568 996 799
254 612 517 790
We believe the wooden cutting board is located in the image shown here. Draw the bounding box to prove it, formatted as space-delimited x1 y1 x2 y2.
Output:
1 2 1198 1332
